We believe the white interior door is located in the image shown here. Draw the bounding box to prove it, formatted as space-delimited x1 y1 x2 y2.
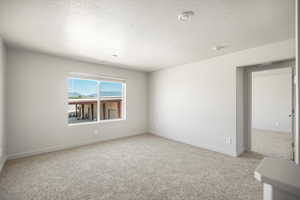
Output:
291 65 296 161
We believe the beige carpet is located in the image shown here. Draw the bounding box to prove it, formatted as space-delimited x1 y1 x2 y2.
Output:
0 134 263 200
251 128 293 160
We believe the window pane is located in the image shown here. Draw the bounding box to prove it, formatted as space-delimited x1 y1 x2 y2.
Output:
99 82 123 120
68 78 98 124
100 81 123 97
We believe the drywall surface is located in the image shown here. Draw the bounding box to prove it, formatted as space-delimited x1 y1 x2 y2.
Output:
149 39 295 156
252 68 292 132
6 48 148 158
0 37 6 171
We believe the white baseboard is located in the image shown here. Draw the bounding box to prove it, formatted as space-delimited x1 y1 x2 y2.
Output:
8 132 147 160
236 145 246 157
149 130 237 157
0 156 7 173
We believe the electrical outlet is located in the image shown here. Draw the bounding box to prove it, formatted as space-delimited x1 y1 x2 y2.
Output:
275 122 280 127
225 137 232 144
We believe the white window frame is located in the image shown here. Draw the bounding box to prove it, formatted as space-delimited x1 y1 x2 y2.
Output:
67 76 126 126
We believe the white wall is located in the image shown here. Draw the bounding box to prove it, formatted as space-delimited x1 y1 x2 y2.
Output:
149 39 295 156
0 37 6 171
252 68 292 132
6 48 148 159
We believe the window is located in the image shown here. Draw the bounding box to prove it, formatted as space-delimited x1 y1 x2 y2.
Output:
68 77 125 124
100 81 124 120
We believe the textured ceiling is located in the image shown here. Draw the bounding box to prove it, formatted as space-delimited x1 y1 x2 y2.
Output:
0 0 295 71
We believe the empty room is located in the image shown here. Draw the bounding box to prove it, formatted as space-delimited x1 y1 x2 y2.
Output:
0 0 299 200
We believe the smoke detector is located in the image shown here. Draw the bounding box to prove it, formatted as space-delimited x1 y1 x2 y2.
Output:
178 11 195 21
212 45 228 51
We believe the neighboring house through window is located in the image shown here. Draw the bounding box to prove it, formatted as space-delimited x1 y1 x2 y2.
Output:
68 77 125 124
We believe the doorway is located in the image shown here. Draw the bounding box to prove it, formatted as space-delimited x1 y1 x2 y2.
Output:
236 59 296 161
251 67 293 159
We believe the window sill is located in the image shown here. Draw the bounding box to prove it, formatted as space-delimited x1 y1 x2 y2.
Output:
99 118 126 123
68 118 126 126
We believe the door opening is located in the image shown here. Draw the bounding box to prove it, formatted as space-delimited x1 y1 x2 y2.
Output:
251 67 293 159
236 59 296 161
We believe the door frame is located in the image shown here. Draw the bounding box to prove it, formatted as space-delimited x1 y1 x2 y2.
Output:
237 59 297 161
